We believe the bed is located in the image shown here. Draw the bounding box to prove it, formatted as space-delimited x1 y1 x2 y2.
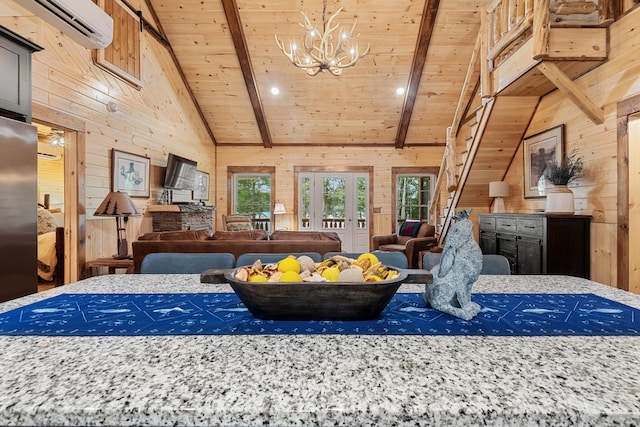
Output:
37 205 64 286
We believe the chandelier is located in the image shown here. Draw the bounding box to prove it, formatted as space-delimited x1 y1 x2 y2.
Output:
275 0 370 76
48 130 65 147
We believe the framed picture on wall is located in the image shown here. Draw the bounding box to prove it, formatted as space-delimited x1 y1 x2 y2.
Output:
523 125 563 198
111 149 150 198
193 170 210 201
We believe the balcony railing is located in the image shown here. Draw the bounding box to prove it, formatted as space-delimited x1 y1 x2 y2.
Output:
300 218 367 229
251 218 368 232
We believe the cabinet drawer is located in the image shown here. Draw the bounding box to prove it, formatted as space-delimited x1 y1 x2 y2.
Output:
496 217 517 233
479 215 496 231
497 234 517 255
517 218 543 237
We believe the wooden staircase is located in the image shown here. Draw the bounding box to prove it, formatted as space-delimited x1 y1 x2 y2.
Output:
432 0 615 245
437 95 539 241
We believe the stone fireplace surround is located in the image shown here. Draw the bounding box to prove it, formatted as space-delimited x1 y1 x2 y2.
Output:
147 205 216 231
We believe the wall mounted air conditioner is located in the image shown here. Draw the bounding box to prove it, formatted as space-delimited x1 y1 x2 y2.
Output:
14 0 113 49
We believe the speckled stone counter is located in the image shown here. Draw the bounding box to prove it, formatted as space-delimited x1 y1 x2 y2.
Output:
1 274 639 426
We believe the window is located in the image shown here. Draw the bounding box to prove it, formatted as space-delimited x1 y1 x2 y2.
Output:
233 174 271 217
93 0 142 89
228 166 275 231
393 167 438 230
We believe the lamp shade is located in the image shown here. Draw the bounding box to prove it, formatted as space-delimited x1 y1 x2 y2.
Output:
94 191 141 217
489 181 510 198
273 202 286 215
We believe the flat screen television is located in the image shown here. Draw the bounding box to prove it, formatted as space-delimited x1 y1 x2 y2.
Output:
163 153 197 190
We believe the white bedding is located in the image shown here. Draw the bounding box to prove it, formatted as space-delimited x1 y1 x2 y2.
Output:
37 231 58 281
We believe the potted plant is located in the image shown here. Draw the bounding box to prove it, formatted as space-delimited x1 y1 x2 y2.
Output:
543 150 584 214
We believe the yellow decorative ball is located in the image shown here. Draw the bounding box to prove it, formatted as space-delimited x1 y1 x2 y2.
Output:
321 266 340 282
278 257 301 274
279 270 302 282
249 274 268 282
357 252 379 265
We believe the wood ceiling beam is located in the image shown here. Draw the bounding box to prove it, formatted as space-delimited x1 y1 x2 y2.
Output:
222 0 272 148
536 61 605 125
395 0 441 149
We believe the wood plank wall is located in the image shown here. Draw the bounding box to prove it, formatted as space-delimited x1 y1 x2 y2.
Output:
501 8 640 287
2 2 639 287
0 0 216 276
215 146 445 239
37 144 64 210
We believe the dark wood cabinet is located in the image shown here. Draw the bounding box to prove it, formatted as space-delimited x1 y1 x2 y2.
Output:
479 213 591 278
0 26 43 122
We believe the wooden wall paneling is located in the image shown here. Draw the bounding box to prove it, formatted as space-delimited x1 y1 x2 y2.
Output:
37 147 64 209
2 1 216 274
498 8 640 288
216 146 443 236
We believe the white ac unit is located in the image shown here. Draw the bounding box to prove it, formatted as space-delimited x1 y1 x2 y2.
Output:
14 0 114 49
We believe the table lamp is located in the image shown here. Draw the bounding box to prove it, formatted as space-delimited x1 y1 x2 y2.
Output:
273 201 286 231
489 181 509 213
94 191 141 259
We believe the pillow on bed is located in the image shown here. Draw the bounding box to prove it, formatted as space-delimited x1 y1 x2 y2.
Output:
38 207 57 235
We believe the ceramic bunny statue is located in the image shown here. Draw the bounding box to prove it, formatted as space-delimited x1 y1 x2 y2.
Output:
422 209 482 320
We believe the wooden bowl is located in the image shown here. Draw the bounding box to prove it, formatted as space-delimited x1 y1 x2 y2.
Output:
222 268 413 321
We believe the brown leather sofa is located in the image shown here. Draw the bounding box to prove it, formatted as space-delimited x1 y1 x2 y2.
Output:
371 221 438 268
132 229 342 273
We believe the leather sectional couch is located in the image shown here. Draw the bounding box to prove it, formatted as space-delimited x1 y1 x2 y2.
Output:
131 229 341 273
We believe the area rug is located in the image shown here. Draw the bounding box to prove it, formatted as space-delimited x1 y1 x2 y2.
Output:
0 293 638 336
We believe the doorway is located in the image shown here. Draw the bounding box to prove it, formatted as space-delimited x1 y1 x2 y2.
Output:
34 121 66 290
33 103 86 284
617 94 640 293
298 172 369 252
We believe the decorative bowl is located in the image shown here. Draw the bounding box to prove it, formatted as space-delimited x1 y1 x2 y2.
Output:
213 268 431 321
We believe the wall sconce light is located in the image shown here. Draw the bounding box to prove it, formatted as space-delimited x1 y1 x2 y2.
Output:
489 181 509 213
94 191 141 259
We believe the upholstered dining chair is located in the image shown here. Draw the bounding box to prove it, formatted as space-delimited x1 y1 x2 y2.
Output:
140 252 235 274
422 253 511 275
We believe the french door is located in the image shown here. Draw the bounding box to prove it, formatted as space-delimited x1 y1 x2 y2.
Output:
298 172 369 252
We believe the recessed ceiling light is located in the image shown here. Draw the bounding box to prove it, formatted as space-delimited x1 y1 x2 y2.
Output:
271 87 280 95
396 87 405 95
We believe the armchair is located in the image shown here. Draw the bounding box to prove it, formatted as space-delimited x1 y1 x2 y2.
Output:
222 214 253 231
371 221 437 268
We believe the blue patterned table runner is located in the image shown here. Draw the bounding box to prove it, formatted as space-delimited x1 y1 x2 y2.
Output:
0 293 638 336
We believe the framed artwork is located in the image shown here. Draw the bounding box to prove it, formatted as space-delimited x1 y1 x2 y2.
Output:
193 170 210 201
523 125 564 198
111 149 150 198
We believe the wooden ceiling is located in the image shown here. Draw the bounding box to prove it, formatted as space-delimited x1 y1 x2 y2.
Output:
147 0 483 148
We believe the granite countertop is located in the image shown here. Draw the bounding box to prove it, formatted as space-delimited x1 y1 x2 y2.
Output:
1 274 639 426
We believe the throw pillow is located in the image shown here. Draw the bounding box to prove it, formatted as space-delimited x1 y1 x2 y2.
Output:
398 221 423 237
37 207 57 235
224 215 253 231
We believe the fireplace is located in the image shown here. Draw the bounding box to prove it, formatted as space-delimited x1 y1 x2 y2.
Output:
147 205 216 231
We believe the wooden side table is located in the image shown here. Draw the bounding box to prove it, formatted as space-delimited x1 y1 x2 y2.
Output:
86 257 134 277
